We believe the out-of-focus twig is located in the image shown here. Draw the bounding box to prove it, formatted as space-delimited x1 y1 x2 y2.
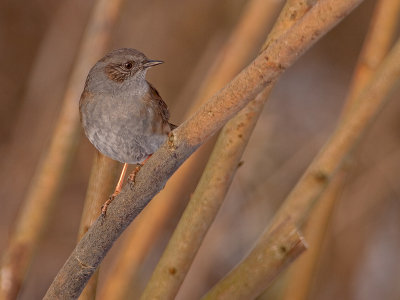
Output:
282 1 400 299
0 1 124 299
77 152 120 300
207 28 400 300
44 0 364 297
187 0 284 115
343 0 400 114
98 0 284 298
140 1 313 299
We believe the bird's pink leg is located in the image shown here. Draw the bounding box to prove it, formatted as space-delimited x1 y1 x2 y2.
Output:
114 162 129 195
127 154 152 185
101 163 128 216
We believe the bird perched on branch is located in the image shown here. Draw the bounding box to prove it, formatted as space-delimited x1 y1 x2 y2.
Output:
79 48 176 215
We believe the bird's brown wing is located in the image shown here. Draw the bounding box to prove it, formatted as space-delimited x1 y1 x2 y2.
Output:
146 81 177 130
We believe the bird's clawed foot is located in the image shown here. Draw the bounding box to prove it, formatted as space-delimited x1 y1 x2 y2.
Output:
100 163 128 218
127 154 152 189
101 190 119 217
127 165 142 189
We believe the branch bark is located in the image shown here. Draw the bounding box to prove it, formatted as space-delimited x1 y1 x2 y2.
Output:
44 0 364 298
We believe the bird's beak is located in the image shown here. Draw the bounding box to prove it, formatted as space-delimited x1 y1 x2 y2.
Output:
143 60 164 68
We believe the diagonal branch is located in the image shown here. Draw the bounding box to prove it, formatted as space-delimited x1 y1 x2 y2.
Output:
44 0 364 298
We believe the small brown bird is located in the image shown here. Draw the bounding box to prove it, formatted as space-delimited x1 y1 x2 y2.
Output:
79 48 175 214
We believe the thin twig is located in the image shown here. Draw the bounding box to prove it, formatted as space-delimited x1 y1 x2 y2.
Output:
44 0 364 297
140 1 313 299
0 1 124 299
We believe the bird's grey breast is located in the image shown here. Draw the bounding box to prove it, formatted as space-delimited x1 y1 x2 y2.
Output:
81 91 167 164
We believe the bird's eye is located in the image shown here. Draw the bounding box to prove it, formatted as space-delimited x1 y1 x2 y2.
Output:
124 62 133 70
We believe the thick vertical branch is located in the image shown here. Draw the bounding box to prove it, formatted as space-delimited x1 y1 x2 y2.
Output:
44 0 364 298
0 1 124 299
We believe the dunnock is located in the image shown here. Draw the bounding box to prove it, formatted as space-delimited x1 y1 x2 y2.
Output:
79 48 175 214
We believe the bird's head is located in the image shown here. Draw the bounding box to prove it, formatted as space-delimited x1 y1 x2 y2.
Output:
85 48 163 94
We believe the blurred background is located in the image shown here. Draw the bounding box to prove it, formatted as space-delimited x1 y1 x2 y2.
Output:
1 0 400 299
